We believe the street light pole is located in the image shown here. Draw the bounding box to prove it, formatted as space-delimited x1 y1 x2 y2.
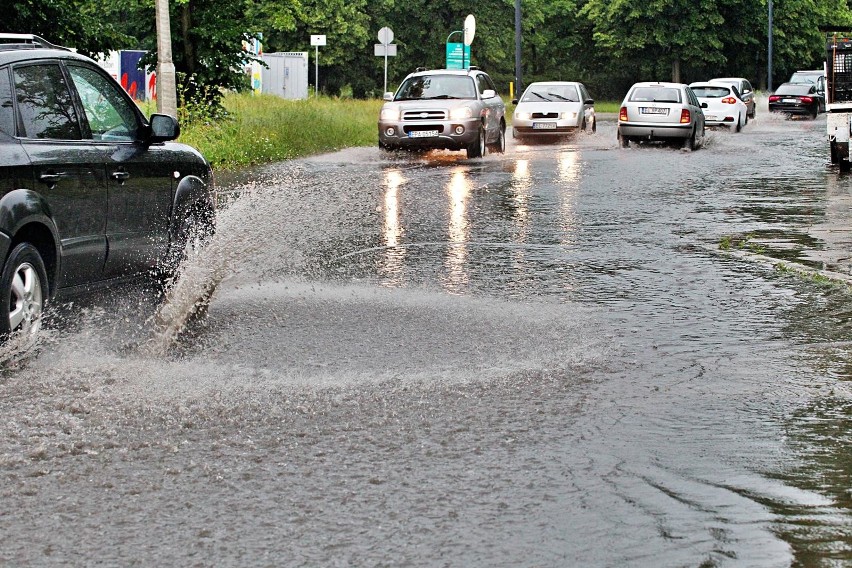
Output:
768 0 774 91
155 0 178 117
515 0 522 96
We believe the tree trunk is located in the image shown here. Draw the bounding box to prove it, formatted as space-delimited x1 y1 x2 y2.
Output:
181 2 196 76
672 58 681 83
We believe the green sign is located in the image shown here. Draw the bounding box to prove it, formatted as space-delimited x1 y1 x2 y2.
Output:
445 42 471 70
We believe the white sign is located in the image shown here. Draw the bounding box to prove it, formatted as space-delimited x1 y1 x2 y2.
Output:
310 34 326 46
378 27 394 45
463 14 476 46
374 44 397 57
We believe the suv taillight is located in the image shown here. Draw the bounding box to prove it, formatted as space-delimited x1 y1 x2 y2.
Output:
619 107 628 121
680 109 690 123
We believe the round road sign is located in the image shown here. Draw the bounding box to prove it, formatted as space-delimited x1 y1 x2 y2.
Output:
378 27 394 45
463 15 476 46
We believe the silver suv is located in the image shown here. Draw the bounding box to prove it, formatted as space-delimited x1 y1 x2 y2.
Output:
378 67 506 158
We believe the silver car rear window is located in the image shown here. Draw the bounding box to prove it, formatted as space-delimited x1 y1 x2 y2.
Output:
395 75 477 100
629 87 682 103
691 86 730 98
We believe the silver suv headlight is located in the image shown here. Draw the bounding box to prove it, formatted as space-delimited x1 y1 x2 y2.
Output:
380 106 400 121
449 106 474 120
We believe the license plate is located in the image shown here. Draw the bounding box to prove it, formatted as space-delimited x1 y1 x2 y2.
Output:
408 130 438 138
704 115 718 121
532 122 557 130
782 98 798 103
640 107 669 115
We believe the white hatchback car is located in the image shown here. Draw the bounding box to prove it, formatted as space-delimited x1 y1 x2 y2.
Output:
689 82 748 131
617 82 706 149
511 81 595 140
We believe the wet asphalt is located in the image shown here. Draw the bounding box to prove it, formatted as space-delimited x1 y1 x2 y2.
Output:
0 102 850 566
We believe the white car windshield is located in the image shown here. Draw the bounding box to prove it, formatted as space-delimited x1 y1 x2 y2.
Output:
521 85 580 102
691 86 731 98
789 73 820 84
629 87 681 103
395 75 477 100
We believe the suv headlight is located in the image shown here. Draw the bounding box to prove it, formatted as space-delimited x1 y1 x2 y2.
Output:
381 107 400 121
449 106 474 120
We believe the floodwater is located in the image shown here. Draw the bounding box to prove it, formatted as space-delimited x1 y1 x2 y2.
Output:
0 108 850 566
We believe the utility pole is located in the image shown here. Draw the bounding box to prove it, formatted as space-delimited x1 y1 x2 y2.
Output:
514 0 522 96
155 0 178 117
768 0 774 91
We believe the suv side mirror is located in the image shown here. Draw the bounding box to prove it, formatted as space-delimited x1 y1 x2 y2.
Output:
148 114 179 143
482 89 496 99
383 92 394 101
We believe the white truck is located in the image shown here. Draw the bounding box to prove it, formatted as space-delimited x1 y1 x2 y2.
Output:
824 28 852 171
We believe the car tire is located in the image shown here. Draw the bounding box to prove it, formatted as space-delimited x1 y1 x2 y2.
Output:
158 201 216 286
467 125 485 159
683 128 696 150
735 114 742 132
618 131 629 148
0 243 48 340
487 123 506 154
591 117 597 133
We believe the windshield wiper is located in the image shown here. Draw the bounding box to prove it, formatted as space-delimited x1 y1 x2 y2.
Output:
530 92 553 101
423 95 457 99
547 92 576 102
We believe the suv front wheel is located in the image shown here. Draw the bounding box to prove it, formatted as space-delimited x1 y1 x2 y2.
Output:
0 243 47 339
467 125 486 159
487 122 506 154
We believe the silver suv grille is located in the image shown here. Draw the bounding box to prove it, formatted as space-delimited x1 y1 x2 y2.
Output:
402 110 448 120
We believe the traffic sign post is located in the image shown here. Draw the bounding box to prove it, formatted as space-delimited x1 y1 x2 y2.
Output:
376 27 396 94
445 15 475 70
310 34 326 97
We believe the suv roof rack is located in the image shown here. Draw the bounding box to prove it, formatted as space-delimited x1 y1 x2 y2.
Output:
468 66 480 71
415 66 428 73
0 33 69 51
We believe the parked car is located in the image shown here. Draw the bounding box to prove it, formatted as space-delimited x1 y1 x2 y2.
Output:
709 77 757 118
511 81 595 140
768 82 822 118
689 82 748 131
377 67 506 158
617 82 706 149
0 34 215 340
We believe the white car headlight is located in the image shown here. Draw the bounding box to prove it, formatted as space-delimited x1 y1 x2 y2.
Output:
450 106 474 120
515 112 531 120
381 107 400 121
562 112 577 119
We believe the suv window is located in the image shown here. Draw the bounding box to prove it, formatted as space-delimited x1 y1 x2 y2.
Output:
14 63 81 140
0 67 13 136
66 64 139 141
395 74 476 100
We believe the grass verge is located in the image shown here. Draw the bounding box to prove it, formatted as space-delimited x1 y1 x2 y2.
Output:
175 93 383 171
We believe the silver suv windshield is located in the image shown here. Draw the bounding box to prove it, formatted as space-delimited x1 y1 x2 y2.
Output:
395 75 477 101
629 87 682 103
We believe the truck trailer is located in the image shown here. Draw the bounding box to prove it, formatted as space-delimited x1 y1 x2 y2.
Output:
824 27 852 171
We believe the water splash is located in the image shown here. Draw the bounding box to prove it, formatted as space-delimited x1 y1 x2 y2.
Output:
142 167 310 356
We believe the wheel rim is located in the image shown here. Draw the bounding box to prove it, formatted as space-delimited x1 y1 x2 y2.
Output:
9 262 43 335
499 127 505 152
479 129 486 156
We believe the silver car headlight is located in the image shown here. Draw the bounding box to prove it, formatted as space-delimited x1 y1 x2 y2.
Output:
380 107 400 121
450 106 474 120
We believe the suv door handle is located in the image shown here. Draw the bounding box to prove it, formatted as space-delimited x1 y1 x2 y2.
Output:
110 170 130 182
38 172 64 186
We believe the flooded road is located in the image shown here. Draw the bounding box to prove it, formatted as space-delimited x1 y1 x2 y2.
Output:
1 110 851 566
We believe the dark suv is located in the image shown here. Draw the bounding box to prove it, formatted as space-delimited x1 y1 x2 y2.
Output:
0 34 215 339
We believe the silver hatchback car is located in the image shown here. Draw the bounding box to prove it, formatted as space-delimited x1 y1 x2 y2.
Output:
617 82 706 150
378 67 506 159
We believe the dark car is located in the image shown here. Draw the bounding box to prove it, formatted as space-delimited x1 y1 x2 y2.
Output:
0 34 215 340
769 82 823 118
